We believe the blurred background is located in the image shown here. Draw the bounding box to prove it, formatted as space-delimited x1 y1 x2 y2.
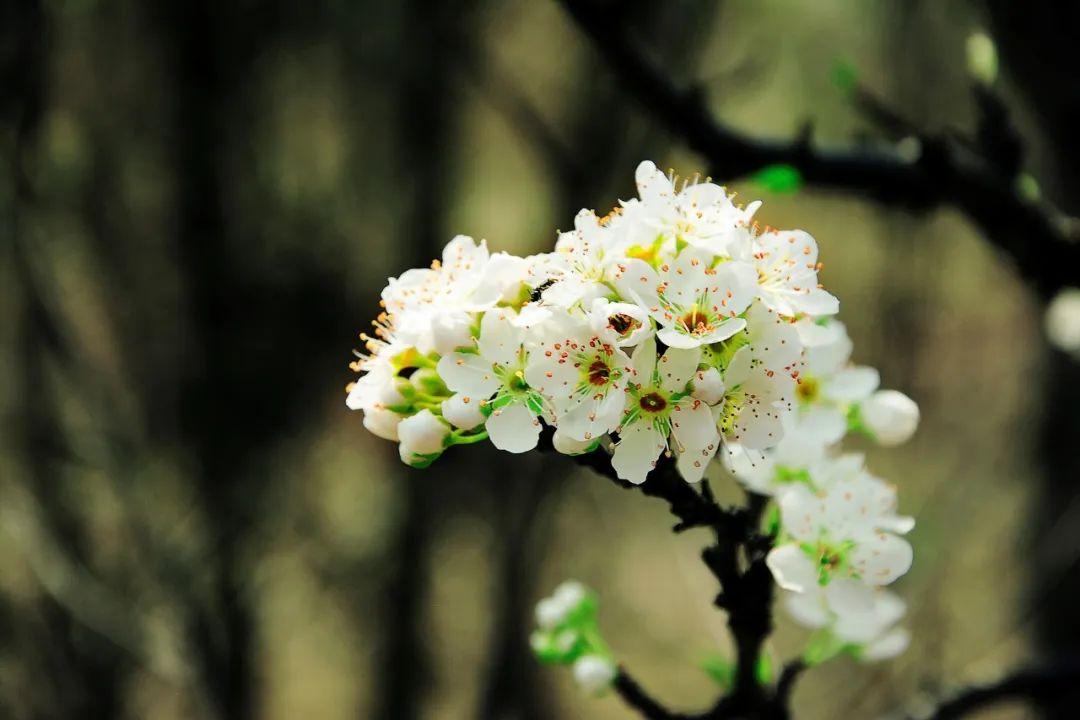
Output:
2 0 1079 718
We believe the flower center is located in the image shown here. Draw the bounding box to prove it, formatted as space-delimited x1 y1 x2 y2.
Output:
678 305 713 336
796 375 820 403
608 313 640 337
587 359 611 387
638 392 668 413
507 369 529 393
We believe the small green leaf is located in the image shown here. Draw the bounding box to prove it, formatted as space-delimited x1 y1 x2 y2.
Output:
756 652 774 684
700 654 734 689
830 59 858 95
752 164 803 194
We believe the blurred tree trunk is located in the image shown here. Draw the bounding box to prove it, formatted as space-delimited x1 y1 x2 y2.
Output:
4 2 129 717
983 4 1080 718
369 2 479 719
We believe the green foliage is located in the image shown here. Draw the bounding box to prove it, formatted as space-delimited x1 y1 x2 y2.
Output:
752 164 803 194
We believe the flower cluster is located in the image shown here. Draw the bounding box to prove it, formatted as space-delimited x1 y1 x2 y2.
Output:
727 318 919 662
348 160 837 483
348 160 919 667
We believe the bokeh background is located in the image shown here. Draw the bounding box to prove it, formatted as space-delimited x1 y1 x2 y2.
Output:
3 1 1079 718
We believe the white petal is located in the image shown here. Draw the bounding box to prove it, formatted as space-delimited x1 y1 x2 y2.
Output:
486 402 541 453
691 367 725 405
850 532 913 586
823 366 880 402
630 336 659 383
672 401 720 482
797 287 840 316
656 326 705 349
766 544 819 592
437 352 500 398
612 258 661 310
658 346 701 394
363 408 402 441
552 430 597 455
824 578 876 616
785 588 829 629
478 309 524 368
398 409 449 455
860 627 910 662
612 421 666 485
778 484 823 543
724 346 752 387
441 394 485 430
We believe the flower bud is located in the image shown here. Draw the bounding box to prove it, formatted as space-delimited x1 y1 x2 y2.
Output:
572 655 616 695
442 394 485 430
398 409 450 457
691 367 725 405
411 368 448 397
860 390 918 446
363 407 402 441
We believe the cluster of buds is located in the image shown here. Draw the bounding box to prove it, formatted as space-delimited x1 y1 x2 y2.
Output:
530 582 616 695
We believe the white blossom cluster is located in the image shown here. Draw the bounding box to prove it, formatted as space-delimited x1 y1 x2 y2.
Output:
723 317 919 662
349 160 919 665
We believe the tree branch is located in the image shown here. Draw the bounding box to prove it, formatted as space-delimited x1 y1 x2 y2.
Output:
614 668 707 720
559 443 789 719
914 663 1080 720
555 0 1080 301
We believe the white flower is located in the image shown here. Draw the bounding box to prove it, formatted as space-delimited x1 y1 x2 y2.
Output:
785 586 909 662
612 338 719 484
613 248 756 349
529 210 619 309
572 655 616 695
749 229 838 317
588 297 652 348
627 160 759 258
792 319 918 446
382 236 528 355
713 303 802 449
767 468 913 593
861 390 919 446
525 314 633 442
346 337 411 440
397 409 450 465
437 308 544 454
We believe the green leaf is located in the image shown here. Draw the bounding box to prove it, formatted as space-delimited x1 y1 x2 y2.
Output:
830 59 858 95
700 654 734 689
752 164 803 194
756 652 774 684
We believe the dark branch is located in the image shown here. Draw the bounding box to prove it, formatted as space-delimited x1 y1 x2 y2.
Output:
557 441 788 719
914 663 1080 720
774 659 807 708
614 668 706 720
555 0 1080 300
